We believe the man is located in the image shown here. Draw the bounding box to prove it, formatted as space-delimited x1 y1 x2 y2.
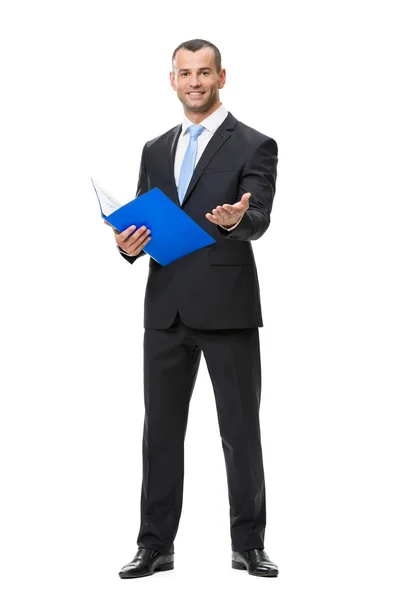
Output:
108 39 279 578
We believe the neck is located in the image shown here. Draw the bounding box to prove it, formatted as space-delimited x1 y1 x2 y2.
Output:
184 101 221 124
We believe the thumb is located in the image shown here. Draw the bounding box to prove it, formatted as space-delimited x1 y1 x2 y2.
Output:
241 192 251 206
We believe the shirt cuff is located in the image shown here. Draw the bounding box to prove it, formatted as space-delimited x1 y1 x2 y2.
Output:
220 214 244 231
117 245 135 257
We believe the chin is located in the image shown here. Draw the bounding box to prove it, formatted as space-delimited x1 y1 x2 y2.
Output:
186 103 207 112
186 99 211 112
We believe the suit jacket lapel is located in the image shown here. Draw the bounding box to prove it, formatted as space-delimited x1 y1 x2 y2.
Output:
167 124 182 205
167 112 237 208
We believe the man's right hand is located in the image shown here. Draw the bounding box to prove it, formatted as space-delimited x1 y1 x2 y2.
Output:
104 221 152 256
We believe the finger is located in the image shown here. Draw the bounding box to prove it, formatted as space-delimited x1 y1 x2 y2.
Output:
213 202 242 221
116 224 139 244
205 212 219 223
129 233 152 255
125 228 151 252
241 192 251 204
212 206 231 218
215 206 243 223
213 205 230 214
207 213 228 226
126 229 150 250
139 235 152 250
221 204 236 215
214 205 240 221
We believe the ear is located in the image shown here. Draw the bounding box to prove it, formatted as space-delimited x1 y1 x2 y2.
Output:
218 68 227 90
169 71 177 91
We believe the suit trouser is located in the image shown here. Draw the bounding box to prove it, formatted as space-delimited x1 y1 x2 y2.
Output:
137 311 267 554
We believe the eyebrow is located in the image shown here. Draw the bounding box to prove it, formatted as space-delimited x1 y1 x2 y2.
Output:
178 67 212 73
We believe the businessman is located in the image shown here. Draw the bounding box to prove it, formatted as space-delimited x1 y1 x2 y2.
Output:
108 39 279 578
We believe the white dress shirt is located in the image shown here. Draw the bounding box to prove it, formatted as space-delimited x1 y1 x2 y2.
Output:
174 102 243 231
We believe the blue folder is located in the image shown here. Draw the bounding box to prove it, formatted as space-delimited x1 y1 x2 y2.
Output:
93 180 216 266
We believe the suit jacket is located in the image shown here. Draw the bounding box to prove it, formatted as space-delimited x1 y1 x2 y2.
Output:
119 111 278 329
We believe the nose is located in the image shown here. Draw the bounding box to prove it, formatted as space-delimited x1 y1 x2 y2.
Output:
189 73 201 87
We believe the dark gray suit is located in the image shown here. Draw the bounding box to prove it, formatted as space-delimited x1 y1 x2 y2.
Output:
120 112 278 553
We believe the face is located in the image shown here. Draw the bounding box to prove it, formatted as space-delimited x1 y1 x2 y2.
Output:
170 47 226 121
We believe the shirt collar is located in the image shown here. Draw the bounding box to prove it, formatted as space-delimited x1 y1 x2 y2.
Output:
181 103 228 135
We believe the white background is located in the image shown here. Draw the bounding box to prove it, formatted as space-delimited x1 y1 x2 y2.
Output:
1 0 399 598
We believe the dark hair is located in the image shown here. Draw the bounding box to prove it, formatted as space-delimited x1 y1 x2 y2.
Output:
172 39 222 73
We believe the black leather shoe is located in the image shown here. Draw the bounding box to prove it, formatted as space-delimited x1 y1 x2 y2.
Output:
119 547 174 579
232 549 278 577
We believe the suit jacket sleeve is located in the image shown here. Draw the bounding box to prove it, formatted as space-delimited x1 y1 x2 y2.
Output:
118 143 150 264
217 137 278 241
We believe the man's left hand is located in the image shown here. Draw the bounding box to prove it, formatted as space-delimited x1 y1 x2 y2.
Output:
205 192 251 228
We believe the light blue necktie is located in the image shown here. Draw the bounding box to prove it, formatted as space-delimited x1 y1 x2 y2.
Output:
177 124 205 205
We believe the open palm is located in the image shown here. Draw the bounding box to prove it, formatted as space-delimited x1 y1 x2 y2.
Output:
205 192 251 228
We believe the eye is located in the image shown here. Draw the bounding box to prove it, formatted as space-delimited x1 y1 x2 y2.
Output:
202 71 209 76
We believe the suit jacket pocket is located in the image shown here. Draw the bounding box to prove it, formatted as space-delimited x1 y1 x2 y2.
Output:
209 252 253 266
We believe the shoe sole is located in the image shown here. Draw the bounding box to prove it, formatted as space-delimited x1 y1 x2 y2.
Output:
119 561 174 579
232 560 278 577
